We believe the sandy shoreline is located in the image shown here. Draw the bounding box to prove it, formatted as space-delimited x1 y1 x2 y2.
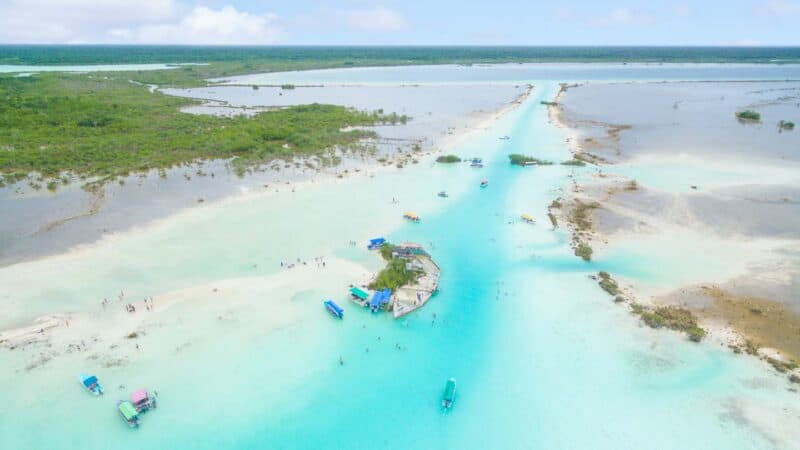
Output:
548 81 800 382
0 83 533 363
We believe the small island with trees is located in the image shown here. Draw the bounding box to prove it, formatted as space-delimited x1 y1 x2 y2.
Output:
508 153 554 166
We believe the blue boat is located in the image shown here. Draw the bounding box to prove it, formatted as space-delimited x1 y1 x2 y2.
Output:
324 300 344 318
78 373 104 396
442 378 457 410
470 158 483 168
369 289 392 313
368 237 386 250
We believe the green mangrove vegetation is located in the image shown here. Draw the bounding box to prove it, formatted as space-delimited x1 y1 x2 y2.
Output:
560 159 587 167
0 73 404 182
435 154 462 163
778 120 795 130
597 271 619 296
631 304 707 342
574 242 593 261
736 110 761 122
508 154 554 166
370 243 423 292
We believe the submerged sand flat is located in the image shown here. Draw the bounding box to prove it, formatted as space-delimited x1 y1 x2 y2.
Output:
4 66 800 449
557 80 800 364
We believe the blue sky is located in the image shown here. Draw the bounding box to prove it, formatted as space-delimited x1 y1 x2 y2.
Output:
0 1 798 45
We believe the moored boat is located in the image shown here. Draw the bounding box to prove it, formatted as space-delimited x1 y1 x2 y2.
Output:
403 212 421 222
324 300 344 318
442 378 457 410
521 214 535 223
367 237 386 250
78 374 103 396
117 401 139 428
480 179 489 188
131 389 157 413
470 158 483 168
437 191 448 198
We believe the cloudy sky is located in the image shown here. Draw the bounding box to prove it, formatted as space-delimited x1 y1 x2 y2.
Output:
0 0 798 46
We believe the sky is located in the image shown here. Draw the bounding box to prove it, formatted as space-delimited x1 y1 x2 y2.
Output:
0 0 798 46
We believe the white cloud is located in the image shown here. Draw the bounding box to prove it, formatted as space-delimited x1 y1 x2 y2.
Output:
0 1 284 44
129 6 284 44
0 0 180 43
345 6 408 32
758 0 800 15
587 7 653 27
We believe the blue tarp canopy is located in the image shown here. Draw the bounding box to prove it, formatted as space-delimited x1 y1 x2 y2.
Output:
368 237 386 249
324 300 344 315
82 375 98 387
369 289 392 310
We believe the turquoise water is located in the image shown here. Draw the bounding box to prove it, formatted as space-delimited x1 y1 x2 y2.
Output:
2 72 800 449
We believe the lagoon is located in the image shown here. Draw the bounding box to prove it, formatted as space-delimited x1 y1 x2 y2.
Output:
2 64 800 449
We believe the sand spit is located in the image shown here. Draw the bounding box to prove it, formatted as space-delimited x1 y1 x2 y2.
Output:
0 256 372 373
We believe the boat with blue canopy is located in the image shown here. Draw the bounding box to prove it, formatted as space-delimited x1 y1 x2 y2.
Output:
470 158 483 168
324 300 344 318
117 401 139 428
78 373 103 396
442 378 457 410
368 237 386 250
369 289 392 313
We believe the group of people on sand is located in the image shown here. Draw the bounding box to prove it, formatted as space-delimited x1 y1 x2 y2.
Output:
104 293 155 313
280 256 327 270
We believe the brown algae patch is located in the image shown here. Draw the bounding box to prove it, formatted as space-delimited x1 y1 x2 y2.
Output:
697 286 800 366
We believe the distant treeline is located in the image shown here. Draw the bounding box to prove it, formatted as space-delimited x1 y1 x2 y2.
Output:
3 45 800 66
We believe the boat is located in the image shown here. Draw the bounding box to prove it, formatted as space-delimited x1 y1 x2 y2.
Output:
117 401 139 428
403 212 421 222
442 378 457 410
480 179 489 188
521 214 535 223
367 237 386 250
499 136 510 140
470 158 483 168
350 287 369 303
369 289 392 313
131 389 157 413
324 299 344 318
78 374 103 396
437 191 448 198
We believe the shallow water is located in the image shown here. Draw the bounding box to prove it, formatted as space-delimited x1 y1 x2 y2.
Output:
3 66 800 449
0 63 184 73
221 63 800 86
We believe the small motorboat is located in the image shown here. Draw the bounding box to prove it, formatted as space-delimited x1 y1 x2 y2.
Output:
442 378 457 410
480 179 489 188
521 214 536 224
437 191 449 198
403 212 421 222
324 300 344 318
470 158 483 168
499 136 510 140
131 389 157 413
367 237 386 250
117 401 140 428
78 374 104 396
